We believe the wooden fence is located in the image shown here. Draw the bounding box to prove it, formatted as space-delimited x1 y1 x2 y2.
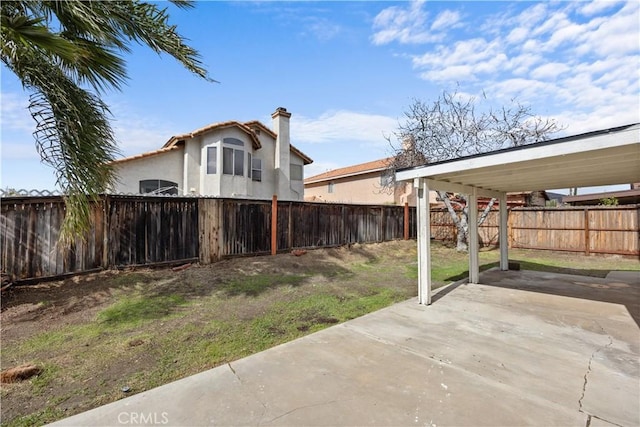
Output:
508 206 639 256
1 195 636 283
430 206 639 257
1 195 416 282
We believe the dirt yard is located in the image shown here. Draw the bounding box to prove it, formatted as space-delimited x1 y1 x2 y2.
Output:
3 239 638 426
1 240 420 426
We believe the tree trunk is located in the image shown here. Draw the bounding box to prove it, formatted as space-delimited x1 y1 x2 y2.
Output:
478 198 496 226
439 190 469 252
458 200 469 252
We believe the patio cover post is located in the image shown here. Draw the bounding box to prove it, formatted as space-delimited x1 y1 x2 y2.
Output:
415 178 432 305
468 187 480 284
499 192 509 270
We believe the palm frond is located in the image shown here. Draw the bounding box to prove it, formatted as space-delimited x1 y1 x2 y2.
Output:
1 0 213 243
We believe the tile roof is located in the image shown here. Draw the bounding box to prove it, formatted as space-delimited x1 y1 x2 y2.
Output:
112 119 313 165
163 120 262 150
304 157 393 184
110 144 182 164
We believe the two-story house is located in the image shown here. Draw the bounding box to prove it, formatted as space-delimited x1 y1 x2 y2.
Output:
111 108 312 200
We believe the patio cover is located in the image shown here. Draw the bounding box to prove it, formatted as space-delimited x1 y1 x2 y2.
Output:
395 123 640 305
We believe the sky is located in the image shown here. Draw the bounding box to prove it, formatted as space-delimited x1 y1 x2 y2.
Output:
1 0 639 194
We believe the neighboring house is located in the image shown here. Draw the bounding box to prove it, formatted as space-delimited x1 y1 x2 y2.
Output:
111 107 313 200
476 191 549 209
562 183 640 206
304 158 437 206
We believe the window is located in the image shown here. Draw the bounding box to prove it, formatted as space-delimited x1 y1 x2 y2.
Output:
328 182 334 193
207 147 217 174
139 179 178 195
290 164 303 181
222 138 244 176
252 158 262 182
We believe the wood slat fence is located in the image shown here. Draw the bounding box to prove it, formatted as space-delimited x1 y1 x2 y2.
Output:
1 195 416 282
430 206 639 256
1 195 636 283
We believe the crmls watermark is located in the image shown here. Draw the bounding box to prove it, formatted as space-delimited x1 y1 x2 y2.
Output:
117 412 169 425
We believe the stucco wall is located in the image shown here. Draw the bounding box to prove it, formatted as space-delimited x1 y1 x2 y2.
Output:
288 155 305 200
113 124 306 200
250 131 277 200
305 172 434 206
112 148 184 194
199 128 252 197
305 172 396 204
184 137 201 195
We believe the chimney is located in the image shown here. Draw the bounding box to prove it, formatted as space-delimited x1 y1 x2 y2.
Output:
401 135 415 151
272 107 291 197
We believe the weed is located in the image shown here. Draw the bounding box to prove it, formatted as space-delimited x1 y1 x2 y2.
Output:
220 274 307 297
30 364 60 395
6 406 66 427
97 294 187 326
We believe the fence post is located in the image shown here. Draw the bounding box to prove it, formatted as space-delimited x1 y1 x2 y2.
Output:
584 207 590 255
404 202 409 240
271 195 277 255
507 208 514 248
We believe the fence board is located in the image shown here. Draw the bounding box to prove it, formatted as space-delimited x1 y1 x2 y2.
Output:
2 195 637 283
221 199 271 256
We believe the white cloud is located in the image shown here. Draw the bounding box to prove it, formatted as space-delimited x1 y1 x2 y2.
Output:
302 16 342 41
508 53 544 76
506 27 529 45
371 0 445 45
105 100 179 157
111 117 174 157
515 3 549 27
412 38 506 82
487 78 561 103
575 1 640 57
1 142 41 160
530 62 571 80
578 0 624 16
431 10 461 32
374 0 639 135
292 110 397 146
0 92 33 133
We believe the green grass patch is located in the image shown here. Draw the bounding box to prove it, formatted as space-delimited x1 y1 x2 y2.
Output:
30 364 60 395
6 407 67 427
220 274 307 296
131 287 406 389
97 294 187 326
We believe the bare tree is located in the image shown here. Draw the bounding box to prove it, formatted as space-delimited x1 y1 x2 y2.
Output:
387 89 562 251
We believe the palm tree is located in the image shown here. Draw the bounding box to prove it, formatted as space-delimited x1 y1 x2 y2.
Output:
1 0 212 244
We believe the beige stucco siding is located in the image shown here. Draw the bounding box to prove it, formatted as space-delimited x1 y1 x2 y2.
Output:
288 155 305 200
112 116 307 200
305 171 435 206
112 148 184 194
305 172 395 204
184 137 201 195
250 131 277 199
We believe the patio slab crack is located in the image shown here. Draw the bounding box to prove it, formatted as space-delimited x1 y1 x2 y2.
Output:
578 324 615 426
227 363 268 427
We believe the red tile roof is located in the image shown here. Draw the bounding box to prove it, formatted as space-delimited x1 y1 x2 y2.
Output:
304 157 393 184
112 120 313 165
163 120 262 150
111 144 182 164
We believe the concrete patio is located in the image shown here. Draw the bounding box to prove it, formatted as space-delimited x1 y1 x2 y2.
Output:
50 269 640 427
